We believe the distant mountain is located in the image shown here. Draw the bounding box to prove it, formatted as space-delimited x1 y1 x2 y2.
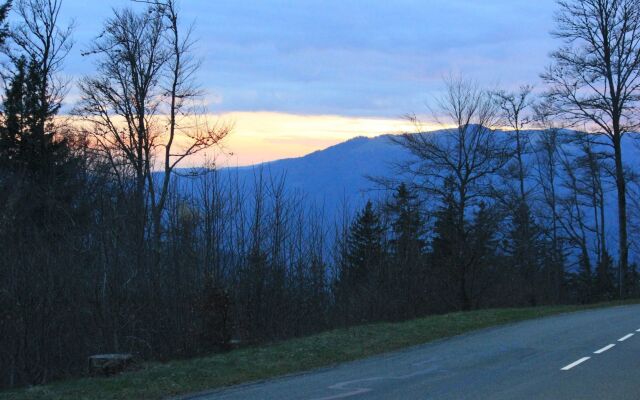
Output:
175 128 640 265
233 134 409 212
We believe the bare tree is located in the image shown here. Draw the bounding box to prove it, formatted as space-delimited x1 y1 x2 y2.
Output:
76 0 229 250
533 102 567 302
575 133 610 265
494 86 542 305
542 0 640 294
76 5 166 256
8 0 73 123
393 78 507 205
2 0 75 171
558 145 594 301
494 85 534 203
151 0 230 243
392 77 509 310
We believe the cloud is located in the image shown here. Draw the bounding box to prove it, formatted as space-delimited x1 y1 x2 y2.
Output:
60 0 558 118
53 1 559 164
153 111 442 167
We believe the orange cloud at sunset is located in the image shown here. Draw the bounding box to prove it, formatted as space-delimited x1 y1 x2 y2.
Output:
71 111 445 169
197 112 442 167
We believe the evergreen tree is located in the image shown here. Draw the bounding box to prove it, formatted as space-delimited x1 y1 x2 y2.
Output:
0 57 26 163
0 56 69 175
504 201 541 305
0 54 82 238
336 200 386 322
465 201 500 308
0 1 9 45
430 177 464 310
386 183 426 317
388 183 425 261
431 179 459 259
0 1 90 387
431 178 500 311
344 201 386 285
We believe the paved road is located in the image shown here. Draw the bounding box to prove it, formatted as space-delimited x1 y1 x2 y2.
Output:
188 305 640 399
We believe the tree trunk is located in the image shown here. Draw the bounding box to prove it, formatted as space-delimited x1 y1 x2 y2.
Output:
613 133 628 297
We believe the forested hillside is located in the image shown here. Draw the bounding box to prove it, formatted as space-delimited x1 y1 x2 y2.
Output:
2 0 640 392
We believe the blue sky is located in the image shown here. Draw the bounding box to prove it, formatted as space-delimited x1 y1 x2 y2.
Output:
50 0 559 164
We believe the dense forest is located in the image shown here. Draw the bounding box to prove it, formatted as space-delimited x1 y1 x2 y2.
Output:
2 0 640 390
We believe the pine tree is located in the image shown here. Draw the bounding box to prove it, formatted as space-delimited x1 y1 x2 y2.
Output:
431 178 500 311
0 55 81 237
0 57 26 164
0 1 9 45
0 56 69 175
336 200 386 322
386 183 426 317
504 201 541 305
431 179 459 263
466 201 500 308
430 177 463 309
344 201 386 285
388 183 425 261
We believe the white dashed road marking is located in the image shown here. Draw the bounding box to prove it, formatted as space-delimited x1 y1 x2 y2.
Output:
562 327 639 371
594 344 615 354
561 357 591 371
618 333 634 342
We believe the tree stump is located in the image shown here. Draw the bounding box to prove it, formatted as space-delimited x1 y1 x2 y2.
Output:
88 353 133 376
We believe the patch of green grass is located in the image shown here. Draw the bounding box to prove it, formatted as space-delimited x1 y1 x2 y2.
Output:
2 301 638 400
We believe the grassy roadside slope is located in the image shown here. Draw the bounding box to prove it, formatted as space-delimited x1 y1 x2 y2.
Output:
3 301 637 400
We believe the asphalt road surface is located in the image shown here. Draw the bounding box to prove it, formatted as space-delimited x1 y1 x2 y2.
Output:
188 305 640 399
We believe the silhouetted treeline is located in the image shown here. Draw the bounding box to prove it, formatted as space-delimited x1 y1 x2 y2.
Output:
2 0 640 391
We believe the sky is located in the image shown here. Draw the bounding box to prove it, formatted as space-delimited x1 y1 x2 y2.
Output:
50 0 558 165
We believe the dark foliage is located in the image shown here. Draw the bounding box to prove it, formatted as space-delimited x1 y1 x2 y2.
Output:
2 0 640 392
